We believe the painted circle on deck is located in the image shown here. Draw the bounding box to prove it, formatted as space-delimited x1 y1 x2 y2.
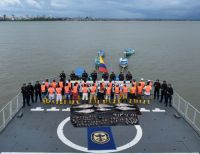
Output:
57 117 143 153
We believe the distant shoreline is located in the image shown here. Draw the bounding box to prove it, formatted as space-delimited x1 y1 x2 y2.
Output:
0 18 199 22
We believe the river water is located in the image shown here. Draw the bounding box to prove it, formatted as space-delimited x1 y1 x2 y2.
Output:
0 21 199 110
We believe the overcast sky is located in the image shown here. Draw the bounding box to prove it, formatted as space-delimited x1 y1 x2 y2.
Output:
0 0 200 19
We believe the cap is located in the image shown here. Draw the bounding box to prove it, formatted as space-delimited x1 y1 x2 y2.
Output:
141 78 144 80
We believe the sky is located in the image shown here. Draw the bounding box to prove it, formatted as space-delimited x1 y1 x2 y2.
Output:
0 0 200 19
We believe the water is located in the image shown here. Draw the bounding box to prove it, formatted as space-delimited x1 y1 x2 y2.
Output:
0 21 200 110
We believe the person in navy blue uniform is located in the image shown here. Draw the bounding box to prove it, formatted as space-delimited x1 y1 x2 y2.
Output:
21 83 31 108
154 79 161 100
166 84 173 107
159 80 167 103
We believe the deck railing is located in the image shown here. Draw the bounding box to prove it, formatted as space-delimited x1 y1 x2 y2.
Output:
172 91 200 135
0 78 200 135
0 76 59 133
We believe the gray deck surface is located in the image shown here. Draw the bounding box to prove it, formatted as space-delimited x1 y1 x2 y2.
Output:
0 99 200 153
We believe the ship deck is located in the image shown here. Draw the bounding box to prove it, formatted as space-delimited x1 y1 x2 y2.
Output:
0 99 200 153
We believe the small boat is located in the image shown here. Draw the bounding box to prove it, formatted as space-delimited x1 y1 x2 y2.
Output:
116 107 136 111
124 48 135 56
116 103 130 107
95 57 100 66
97 50 105 57
119 57 128 68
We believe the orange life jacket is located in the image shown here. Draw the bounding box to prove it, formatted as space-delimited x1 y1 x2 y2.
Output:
140 81 145 89
130 86 136 94
73 85 78 94
64 86 70 94
137 86 143 94
123 86 128 93
91 86 96 94
51 82 57 89
59 81 63 88
82 87 88 93
45 82 49 88
106 87 111 95
56 87 62 94
145 85 151 93
41 85 46 93
115 86 120 94
48 87 54 95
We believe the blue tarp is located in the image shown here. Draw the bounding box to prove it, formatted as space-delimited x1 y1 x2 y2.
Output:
75 67 85 77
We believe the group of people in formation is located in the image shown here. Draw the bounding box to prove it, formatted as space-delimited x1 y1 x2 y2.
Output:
21 70 174 108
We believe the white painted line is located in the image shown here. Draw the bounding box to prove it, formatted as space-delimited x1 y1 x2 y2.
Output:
62 108 70 112
57 117 143 153
140 108 150 112
30 107 44 111
1 153 199 154
46 107 60 112
152 108 166 112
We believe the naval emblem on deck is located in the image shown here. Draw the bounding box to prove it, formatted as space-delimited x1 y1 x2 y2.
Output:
91 131 110 144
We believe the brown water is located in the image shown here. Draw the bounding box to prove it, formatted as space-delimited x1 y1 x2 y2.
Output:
0 21 199 110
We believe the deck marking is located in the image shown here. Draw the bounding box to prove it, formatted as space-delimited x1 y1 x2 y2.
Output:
46 107 60 111
30 107 44 111
140 108 150 112
62 108 70 112
57 117 142 153
152 108 166 112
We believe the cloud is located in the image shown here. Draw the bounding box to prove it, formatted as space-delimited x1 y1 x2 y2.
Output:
26 0 41 9
0 0 21 7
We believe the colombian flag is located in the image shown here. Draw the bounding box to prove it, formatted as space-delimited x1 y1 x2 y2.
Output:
98 56 108 73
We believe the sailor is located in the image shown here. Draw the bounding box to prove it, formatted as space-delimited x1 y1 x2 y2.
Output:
41 82 47 103
137 83 143 103
118 72 124 81
160 80 167 103
82 70 88 82
114 84 120 104
166 84 173 107
72 82 79 104
89 83 97 103
97 83 105 104
109 72 116 81
64 83 71 104
70 71 76 80
27 82 34 103
21 83 31 108
59 70 66 84
48 85 55 104
126 71 133 81
102 72 109 81
56 84 62 104
82 84 89 104
154 79 161 100
34 81 42 103
143 82 152 104
129 83 137 104
105 84 111 103
122 84 128 103
91 70 97 82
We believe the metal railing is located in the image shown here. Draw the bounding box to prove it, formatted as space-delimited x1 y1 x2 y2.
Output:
173 91 200 135
0 76 200 135
0 76 59 133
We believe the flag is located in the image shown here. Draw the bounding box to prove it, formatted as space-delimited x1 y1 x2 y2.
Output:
98 56 108 73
